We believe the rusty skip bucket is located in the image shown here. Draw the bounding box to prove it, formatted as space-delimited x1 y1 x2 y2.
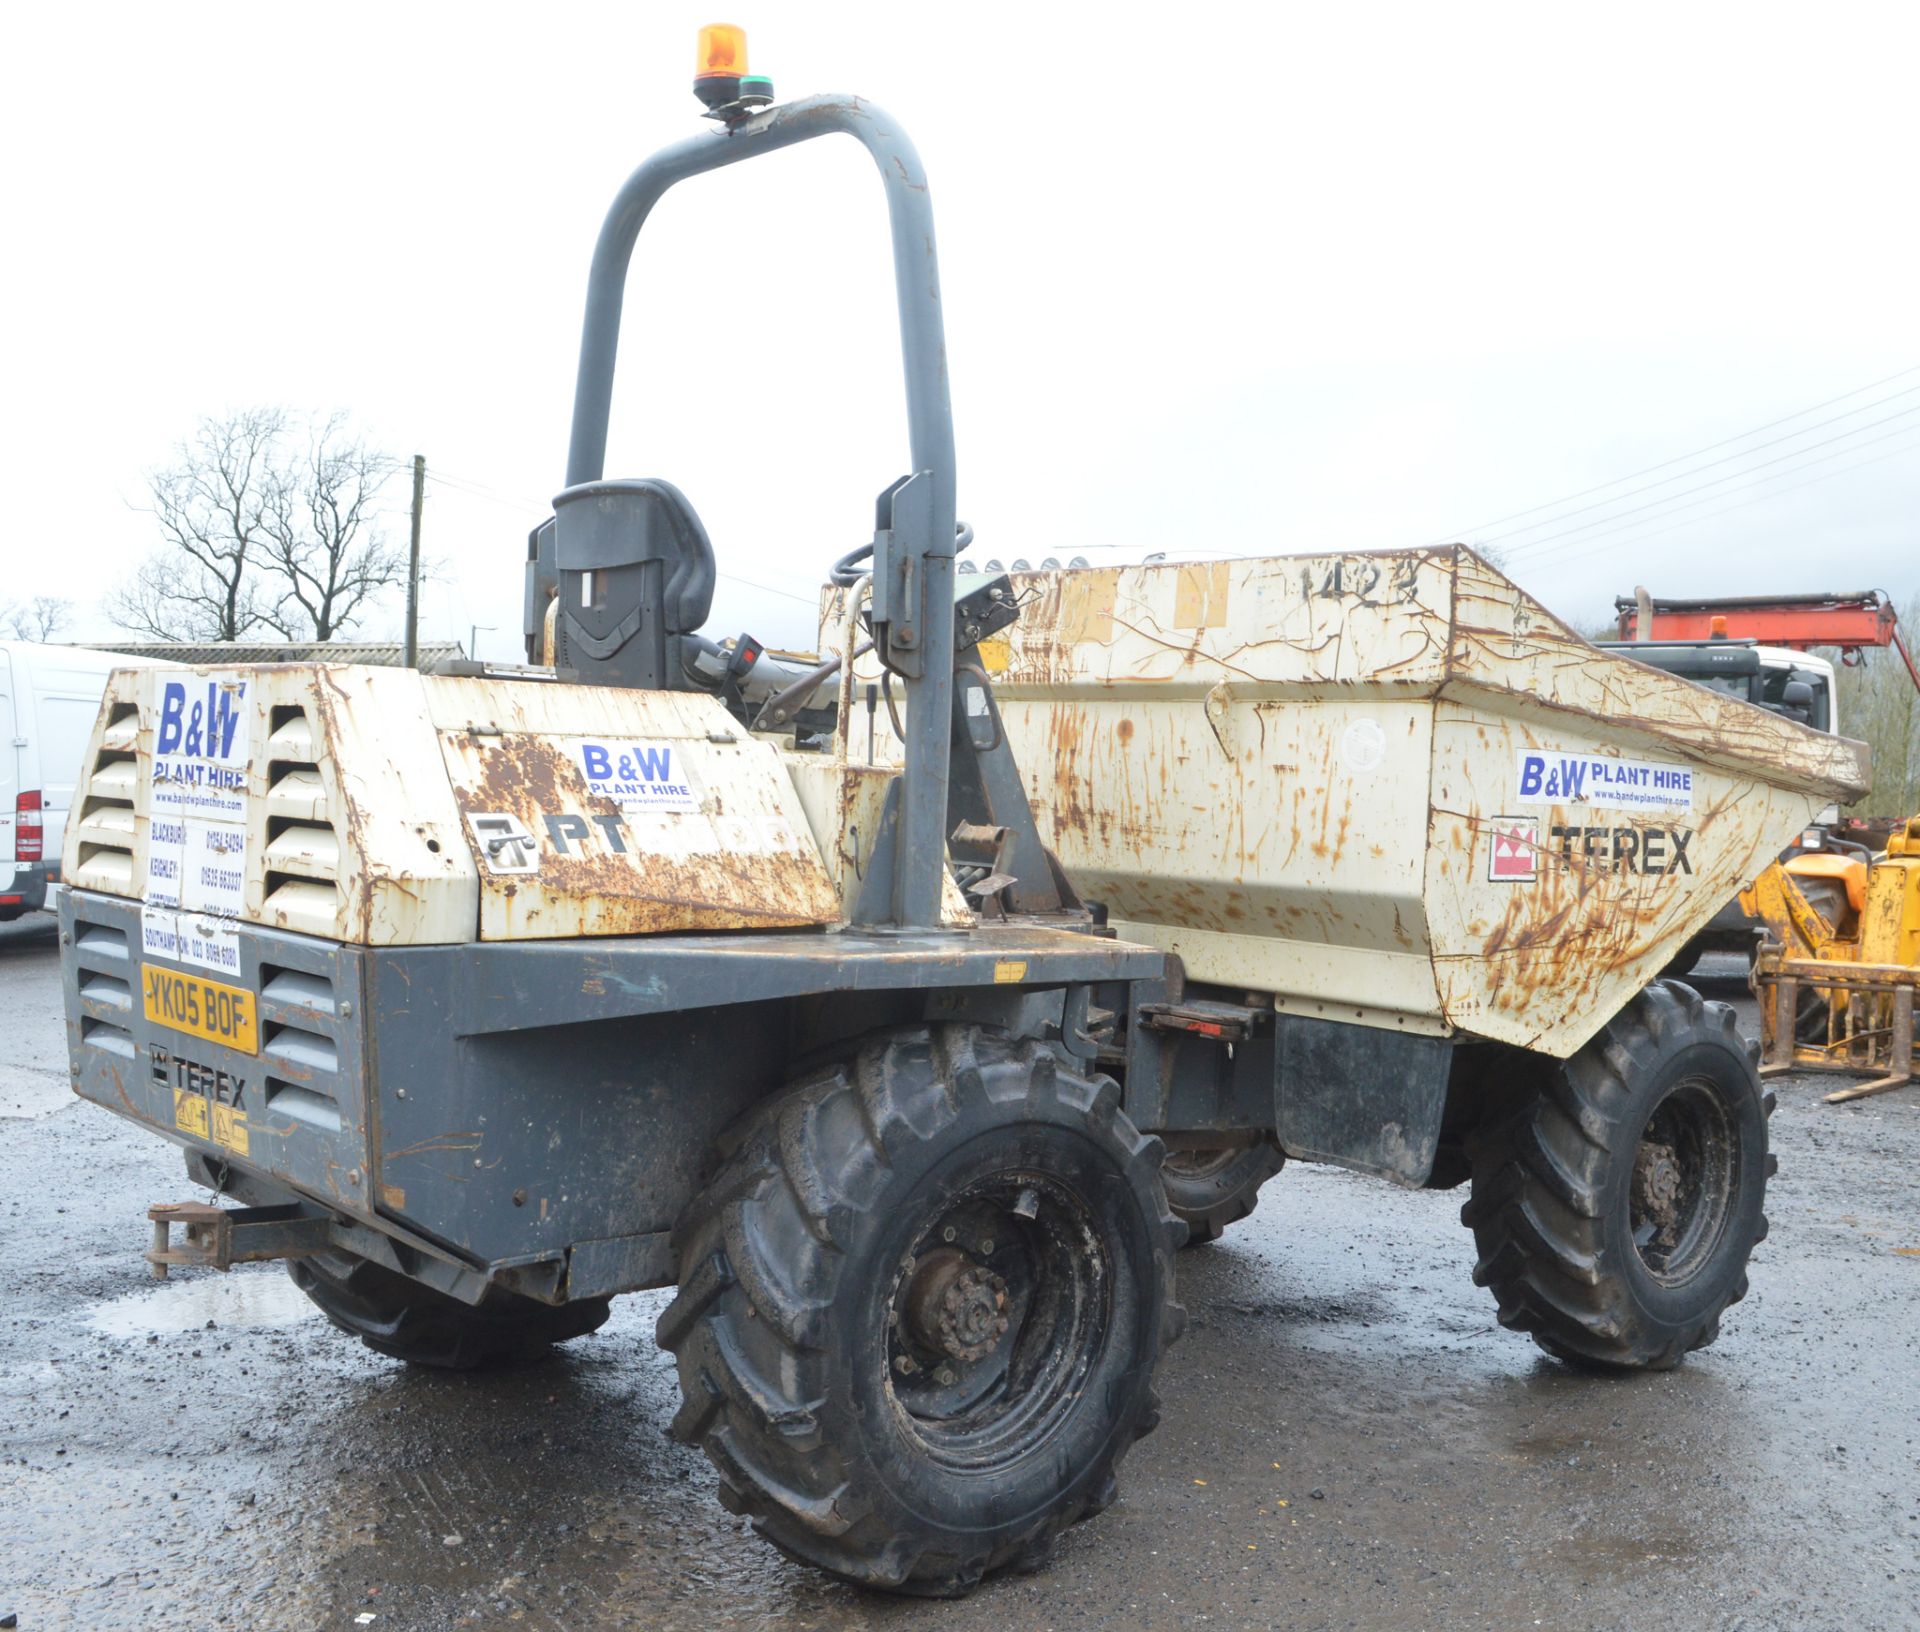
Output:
987 546 1870 1058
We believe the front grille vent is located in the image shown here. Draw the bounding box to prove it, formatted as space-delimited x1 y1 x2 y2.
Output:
72 919 136 1059
259 965 346 1132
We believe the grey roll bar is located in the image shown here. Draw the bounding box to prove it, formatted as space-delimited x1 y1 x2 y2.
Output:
563 93 958 931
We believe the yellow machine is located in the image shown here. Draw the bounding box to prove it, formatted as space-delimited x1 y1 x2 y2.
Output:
1745 817 1920 1101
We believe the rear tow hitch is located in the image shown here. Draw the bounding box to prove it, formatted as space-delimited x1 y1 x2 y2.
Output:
145 1201 334 1280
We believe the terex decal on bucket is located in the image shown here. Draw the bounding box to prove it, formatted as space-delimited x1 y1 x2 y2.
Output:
1487 816 1539 882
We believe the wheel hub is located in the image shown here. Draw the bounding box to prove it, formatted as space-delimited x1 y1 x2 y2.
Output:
1633 1139 1684 1234
905 1248 1010 1365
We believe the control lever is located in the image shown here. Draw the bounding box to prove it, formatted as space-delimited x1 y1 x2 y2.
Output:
751 640 874 732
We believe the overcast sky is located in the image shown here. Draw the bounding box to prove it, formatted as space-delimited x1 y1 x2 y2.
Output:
5 3 1917 659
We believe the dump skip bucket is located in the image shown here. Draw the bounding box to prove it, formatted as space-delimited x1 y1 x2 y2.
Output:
990 547 1869 1058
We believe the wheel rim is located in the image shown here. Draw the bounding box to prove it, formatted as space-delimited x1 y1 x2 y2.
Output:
884 1173 1111 1471
1630 1076 1737 1284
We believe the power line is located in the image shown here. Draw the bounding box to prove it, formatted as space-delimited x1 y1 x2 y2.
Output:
1502 403 1920 561
1492 385 1920 551
423 469 546 510
1522 430 1920 569
1434 362 1920 545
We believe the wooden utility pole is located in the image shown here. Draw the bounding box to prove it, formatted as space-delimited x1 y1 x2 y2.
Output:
403 454 425 667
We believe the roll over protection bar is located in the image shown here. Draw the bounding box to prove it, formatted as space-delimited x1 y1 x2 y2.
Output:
563 93 959 930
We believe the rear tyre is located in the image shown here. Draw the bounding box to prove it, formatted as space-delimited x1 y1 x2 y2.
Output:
289 1250 611 1370
1462 980 1773 1372
1659 936 1704 980
1161 1140 1285 1246
657 1023 1183 1597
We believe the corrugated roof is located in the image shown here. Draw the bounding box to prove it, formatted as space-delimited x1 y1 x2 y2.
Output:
88 641 469 671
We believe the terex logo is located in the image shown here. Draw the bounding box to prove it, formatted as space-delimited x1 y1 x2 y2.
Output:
157 679 246 759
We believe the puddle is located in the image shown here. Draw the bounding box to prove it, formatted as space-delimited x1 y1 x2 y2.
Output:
86 1269 318 1336
0 1065 78 1121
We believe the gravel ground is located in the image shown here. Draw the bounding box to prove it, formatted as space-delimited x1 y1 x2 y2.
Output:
2 916 1915 1631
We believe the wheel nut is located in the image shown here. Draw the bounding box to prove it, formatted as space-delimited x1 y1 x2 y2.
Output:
942 1226 957 1243
936 1367 957 1386
894 1353 916 1375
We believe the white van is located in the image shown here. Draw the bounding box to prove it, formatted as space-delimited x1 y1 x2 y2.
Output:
0 644 172 920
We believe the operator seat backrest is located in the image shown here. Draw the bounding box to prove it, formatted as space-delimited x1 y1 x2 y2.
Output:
547 478 717 689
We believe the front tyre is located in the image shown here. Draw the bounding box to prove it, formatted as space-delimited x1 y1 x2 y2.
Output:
1462 981 1773 1372
658 1024 1183 1597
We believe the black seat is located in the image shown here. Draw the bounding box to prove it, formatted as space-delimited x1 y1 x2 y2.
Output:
548 478 717 688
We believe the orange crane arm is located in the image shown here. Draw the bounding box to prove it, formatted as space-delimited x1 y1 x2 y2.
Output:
1613 589 1920 695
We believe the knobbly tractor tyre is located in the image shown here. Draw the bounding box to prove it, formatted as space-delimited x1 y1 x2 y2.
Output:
289 1250 612 1370
657 1023 1183 1597
1161 1140 1285 1246
1462 980 1773 1372
1658 936 1705 981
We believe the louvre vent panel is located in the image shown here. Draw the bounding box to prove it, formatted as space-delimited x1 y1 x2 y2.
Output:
264 823 340 881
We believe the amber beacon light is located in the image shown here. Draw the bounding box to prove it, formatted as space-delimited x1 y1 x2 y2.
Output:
694 24 775 116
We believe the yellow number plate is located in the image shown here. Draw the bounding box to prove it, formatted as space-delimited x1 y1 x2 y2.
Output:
141 965 258 1056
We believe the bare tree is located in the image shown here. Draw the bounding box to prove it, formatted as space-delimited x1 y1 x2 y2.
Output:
1832 590 1920 819
110 409 409 645
1 596 75 641
109 408 287 641
257 415 405 640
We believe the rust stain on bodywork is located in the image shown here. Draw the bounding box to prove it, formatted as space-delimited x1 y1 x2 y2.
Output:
987 546 1868 1058
446 731 840 939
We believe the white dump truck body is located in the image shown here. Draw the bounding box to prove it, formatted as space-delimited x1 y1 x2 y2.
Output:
983 547 1869 1058
61 662 972 968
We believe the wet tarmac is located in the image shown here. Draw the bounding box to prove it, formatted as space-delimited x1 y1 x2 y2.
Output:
2 913 1916 1630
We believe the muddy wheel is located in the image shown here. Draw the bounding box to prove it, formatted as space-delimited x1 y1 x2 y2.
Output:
1161 1140 1285 1246
657 1024 1183 1597
1462 980 1773 1372
289 1250 611 1370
